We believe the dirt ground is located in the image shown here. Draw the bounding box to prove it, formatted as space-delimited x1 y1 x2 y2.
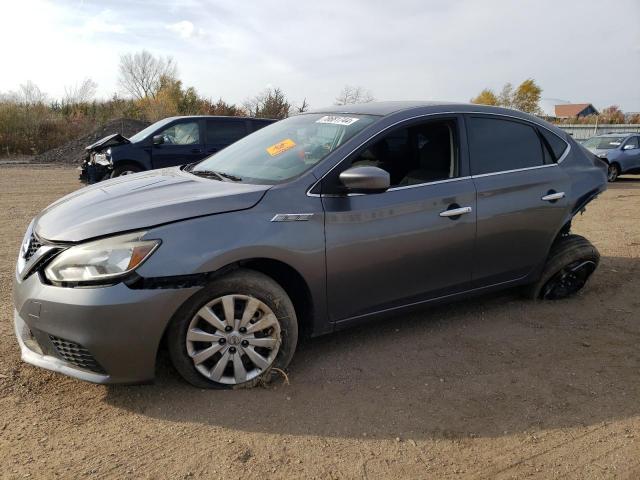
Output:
0 165 638 479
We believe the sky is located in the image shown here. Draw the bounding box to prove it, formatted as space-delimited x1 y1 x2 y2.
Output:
2 0 639 111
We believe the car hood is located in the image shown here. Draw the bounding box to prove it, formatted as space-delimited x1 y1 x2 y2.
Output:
86 133 131 152
585 148 612 156
35 168 270 242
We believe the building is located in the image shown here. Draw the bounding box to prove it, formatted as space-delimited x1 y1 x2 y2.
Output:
554 103 599 118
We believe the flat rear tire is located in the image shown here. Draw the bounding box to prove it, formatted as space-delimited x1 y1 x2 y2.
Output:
524 234 599 300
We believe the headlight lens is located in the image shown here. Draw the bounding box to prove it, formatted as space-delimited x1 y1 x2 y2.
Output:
597 153 608 159
44 232 160 284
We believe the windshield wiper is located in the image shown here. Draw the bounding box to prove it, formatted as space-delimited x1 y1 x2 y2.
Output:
189 169 243 182
215 171 242 182
190 169 225 181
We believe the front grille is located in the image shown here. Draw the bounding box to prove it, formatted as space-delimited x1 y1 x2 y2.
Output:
24 234 42 262
49 335 106 374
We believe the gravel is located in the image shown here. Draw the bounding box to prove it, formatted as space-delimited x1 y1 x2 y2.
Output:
32 118 149 165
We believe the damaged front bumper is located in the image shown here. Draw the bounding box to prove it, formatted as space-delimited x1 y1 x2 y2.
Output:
79 151 112 184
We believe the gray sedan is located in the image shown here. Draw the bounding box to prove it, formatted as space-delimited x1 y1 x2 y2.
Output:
14 102 607 388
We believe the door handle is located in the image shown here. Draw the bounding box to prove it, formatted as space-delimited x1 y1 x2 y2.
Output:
541 191 565 202
439 206 472 218
191 148 203 154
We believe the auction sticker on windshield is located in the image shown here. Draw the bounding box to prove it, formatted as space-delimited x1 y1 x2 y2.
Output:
316 115 360 126
266 138 296 157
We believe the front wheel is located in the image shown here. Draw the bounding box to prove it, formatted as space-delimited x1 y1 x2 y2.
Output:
523 234 599 300
167 269 298 389
111 163 143 178
607 163 619 182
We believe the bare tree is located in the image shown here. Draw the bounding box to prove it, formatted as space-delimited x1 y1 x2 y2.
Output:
19 81 47 104
118 50 178 100
335 85 374 105
63 78 98 104
296 98 310 113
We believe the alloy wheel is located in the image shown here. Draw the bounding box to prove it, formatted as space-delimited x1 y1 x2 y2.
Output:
185 294 281 385
607 164 618 182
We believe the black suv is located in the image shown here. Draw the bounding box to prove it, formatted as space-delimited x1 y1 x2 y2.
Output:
81 115 275 183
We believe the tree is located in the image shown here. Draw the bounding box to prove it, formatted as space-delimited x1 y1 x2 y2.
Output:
244 87 291 119
512 78 542 114
472 79 542 114
63 78 98 104
296 98 310 113
19 81 47 104
498 83 514 109
599 105 625 124
118 50 178 100
335 85 374 105
471 88 499 106
202 98 246 116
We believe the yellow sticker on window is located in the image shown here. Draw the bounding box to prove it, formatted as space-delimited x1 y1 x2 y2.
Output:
266 138 296 157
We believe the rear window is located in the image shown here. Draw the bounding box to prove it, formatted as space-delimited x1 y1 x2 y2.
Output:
468 117 544 175
539 128 568 161
206 120 247 145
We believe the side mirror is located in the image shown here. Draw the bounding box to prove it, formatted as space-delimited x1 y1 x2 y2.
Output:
623 144 636 150
339 166 390 193
152 134 164 145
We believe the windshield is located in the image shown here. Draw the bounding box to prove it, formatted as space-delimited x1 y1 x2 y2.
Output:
129 118 174 143
583 136 625 150
191 113 378 184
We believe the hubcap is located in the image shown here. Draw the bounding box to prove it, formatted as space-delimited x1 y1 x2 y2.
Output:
185 294 281 384
608 165 618 181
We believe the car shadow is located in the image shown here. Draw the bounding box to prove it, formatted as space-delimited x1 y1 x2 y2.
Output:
104 255 640 440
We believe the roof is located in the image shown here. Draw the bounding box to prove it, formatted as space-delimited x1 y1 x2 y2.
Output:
310 101 467 116
554 103 596 117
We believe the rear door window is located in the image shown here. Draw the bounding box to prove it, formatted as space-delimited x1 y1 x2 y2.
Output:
539 128 568 161
206 119 247 145
468 116 545 175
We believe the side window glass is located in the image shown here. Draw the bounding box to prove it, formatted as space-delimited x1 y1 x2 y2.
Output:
625 136 639 149
468 117 544 175
159 122 200 145
540 128 568 161
206 120 247 144
251 120 271 132
349 120 458 188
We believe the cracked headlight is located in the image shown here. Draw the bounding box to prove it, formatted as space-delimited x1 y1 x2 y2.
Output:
44 232 160 284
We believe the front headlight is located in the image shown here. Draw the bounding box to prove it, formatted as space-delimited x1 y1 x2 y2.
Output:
93 153 111 166
597 153 608 159
44 231 160 284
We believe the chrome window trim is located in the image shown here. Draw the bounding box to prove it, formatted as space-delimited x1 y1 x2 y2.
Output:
388 175 472 191
306 110 571 198
471 163 558 179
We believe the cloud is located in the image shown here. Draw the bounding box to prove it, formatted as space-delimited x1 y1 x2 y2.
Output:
166 20 195 39
80 9 125 35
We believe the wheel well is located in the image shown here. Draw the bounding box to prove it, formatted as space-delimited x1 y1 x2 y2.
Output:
114 160 144 172
238 258 314 338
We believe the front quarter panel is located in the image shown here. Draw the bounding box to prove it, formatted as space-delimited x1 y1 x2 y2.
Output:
111 143 152 170
135 184 329 335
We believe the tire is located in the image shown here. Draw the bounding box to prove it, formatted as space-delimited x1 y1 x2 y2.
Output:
167 269 298 389
523 234 599 300
111 163 143 178
607 163 619 182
